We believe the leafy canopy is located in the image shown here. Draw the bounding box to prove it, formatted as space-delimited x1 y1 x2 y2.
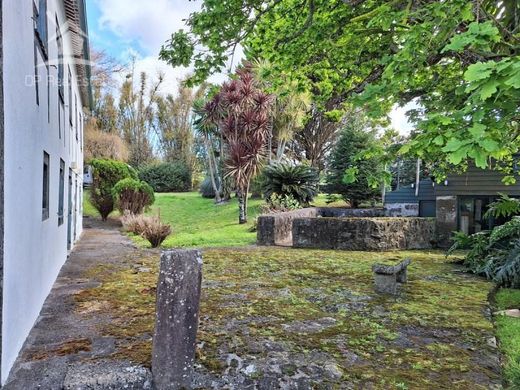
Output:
160 0 520 180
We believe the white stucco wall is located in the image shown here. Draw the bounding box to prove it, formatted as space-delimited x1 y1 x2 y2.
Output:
2 0 85 382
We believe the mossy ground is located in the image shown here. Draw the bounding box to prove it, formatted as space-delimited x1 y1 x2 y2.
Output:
75 246 500 389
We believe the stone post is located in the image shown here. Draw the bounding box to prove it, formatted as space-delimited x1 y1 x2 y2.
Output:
152 250 203 390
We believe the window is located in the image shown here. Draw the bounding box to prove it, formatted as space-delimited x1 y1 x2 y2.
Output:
58 159 65 225
35 0 48 57
68 67 73 125
42 152 50 220
56 17 64 104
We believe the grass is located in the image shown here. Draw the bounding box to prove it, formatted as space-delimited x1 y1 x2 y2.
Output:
495 288 520 388
83 190 352 248
75 247 499 389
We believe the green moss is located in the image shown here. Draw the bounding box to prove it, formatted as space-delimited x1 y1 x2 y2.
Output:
75 247 498 388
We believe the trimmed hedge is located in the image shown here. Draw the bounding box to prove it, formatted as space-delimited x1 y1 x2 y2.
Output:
112 178 155 214
90 159 137 220
139 162 192 193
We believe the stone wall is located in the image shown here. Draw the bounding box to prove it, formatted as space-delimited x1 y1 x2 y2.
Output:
384 203 419 217
292 217 436 251
256 208 318 246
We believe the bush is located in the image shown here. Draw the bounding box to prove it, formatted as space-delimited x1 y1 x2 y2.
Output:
90 159 137 220
262 163 319 207
139 162 191 193
121 212 172 248
112 178 155 215
448 217 520 288
199 177 221 199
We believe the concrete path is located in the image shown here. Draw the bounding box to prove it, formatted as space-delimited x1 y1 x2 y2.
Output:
4 218 153 389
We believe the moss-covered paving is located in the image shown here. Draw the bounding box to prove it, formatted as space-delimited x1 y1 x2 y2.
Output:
75 247 501 389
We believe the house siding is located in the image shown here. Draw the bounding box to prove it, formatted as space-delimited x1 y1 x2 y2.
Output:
1 0 86 382
435 165 520 196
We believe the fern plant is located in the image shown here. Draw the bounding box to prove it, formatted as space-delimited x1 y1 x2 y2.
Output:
262 163 319 207
449 217 520 287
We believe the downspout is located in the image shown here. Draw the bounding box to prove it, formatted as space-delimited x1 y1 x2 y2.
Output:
0 0 5 381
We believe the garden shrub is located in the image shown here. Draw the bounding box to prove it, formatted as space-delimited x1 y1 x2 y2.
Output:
121 212 172 248
139 162 191 192
112 178 155 215
141 215 172 248
199 177 220 199
262 163 319 207
121 211 146 235
90 159 137 221
448 217 520 288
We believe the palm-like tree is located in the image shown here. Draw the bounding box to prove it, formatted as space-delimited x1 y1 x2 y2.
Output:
204 67 273 223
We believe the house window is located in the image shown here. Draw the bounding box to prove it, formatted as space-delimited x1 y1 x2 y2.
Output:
68 67 73 126
35 0 48 57
42 152 50 220
58 159 65 225
56 17 64 104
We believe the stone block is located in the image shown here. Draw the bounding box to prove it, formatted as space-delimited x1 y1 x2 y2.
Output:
152 250 203 390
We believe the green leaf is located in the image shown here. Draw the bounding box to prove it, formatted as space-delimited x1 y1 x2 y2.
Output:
469 123 486 139
479 138 500 152
442 138 464 152
433 135 444 146
479 80 500 100
464 62 494 82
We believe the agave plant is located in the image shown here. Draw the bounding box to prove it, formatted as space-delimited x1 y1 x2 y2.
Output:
262 163 319 207
202 66 273 224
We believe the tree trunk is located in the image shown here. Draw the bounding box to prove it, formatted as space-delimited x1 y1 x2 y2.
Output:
276 139 287 162
237 189 247 224
205 137 222 203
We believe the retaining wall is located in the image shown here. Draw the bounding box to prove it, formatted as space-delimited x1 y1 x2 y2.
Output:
293 217 436 251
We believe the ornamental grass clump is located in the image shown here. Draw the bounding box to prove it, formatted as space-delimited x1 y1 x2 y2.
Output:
121 211 172 248
141 216 172 248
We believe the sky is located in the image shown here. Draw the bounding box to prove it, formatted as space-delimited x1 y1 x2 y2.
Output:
86 0 415 134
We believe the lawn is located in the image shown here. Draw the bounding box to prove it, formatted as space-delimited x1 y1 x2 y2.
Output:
76 247 501 389
495 288 520 388
83 191 347 248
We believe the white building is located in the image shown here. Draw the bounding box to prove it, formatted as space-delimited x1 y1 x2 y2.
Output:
0 0 90 383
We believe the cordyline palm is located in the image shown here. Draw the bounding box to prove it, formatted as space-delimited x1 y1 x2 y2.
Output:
204 67 273 224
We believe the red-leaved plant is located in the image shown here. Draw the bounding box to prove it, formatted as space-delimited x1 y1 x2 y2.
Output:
203 66 273 224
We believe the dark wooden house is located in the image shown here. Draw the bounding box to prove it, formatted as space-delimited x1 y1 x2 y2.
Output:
384 165 520 246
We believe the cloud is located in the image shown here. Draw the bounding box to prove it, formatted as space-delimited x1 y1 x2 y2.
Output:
94 0 197 55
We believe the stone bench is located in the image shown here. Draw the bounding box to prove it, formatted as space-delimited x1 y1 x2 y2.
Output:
372 258 411 295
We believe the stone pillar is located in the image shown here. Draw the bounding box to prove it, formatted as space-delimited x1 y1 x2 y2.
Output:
152 250 203 390
435 196 458 248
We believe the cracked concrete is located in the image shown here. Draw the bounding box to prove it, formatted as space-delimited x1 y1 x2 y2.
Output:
3 218 152 389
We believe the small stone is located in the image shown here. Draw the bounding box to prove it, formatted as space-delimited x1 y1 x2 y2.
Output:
494 309 520 318
487 337 497 349
323 363 343 380
243 364 257 376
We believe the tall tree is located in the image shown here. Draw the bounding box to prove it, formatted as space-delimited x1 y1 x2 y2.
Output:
160 1 520 181
327 115 381 207
203 67 273 223
153 83 207 176
119 67 163 168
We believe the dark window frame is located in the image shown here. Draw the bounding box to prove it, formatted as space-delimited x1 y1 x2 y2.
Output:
58 159 65 225
42 152 50 220
56 16 64 104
